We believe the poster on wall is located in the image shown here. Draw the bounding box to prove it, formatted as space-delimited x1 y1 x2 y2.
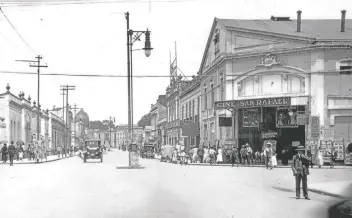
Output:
276 106 298 128
319 140 333 163
333 141 344 160
243 109 259 127
306 140 319 163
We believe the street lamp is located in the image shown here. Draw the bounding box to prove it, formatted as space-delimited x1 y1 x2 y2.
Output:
125 12 153 167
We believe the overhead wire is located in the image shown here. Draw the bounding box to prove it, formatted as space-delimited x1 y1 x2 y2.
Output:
0 69 350 78
0 0 194 7
0 7 37 54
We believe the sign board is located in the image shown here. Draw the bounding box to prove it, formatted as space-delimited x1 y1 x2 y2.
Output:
319 140 332 163
224 138 237 148
311 116 320 139
297 113 309 125
345 154 351 165
322 127 333 140
214 97 291 110
261 132 278 139
333 141 344 160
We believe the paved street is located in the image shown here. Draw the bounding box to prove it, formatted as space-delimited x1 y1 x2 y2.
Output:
0 150 351 218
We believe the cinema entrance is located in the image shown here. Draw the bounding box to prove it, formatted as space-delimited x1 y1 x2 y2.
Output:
237 97 308 160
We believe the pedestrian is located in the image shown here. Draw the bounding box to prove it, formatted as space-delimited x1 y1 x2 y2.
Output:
316 150 324 168
1 143 8 163
291 145 311 200
57 145 61 158
330 148 338 169
16 144 20 161
18 144 24 161
216 146 223 164
197 147 204 163
254 150 261 164
203 147 209 163
240 145 247 165
281 146 289 166
246 143 253 164
231 147 239 167
8 141 16 166
264 142 273 169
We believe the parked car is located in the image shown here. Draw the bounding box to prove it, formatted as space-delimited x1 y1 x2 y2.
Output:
141 144 155 158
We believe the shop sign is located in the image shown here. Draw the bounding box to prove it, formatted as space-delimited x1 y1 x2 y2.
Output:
214 100 236 110
311 116 320 139
297 113 309 125
214 97 291 110
261 132 278 139
238 97 291 108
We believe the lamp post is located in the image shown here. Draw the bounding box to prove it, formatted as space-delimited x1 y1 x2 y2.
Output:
125 12 153 167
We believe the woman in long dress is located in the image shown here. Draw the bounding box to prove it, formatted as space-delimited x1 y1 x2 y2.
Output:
203 148 209 163
217 147 223 163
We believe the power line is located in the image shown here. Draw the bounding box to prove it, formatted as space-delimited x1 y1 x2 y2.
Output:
0 7 37 54
0 69 350 78
0 0 194 7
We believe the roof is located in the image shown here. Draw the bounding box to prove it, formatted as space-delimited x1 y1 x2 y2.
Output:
218 19 352 40
75 109 89 127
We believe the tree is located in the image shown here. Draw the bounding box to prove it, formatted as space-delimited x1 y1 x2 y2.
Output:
137 113 152 128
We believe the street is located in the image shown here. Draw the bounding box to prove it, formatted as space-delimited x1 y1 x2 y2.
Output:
1 150 351 218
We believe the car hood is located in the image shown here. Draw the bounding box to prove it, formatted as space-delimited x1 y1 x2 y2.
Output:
87 147 99 151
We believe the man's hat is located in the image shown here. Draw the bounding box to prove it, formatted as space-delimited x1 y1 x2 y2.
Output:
266 142 272 146
296 145 305 151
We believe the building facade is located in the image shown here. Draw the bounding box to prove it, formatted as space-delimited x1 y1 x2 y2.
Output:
149 95 167 150
0 84 32 147
198 11 352 159
179 76 201 151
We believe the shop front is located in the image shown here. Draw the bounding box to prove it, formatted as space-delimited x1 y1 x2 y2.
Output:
165 119 180 146
215 96 309 160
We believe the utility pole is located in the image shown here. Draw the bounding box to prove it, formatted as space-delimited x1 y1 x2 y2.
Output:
125 12 132 144
60 85 75 157
16 56 48 146
71 104 79 148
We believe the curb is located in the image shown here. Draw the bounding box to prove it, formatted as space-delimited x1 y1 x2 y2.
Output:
153 156 352 169
0 154 78 165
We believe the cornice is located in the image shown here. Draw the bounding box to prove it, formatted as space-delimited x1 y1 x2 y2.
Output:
201 44 352 77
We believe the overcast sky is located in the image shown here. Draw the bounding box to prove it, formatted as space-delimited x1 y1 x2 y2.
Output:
0 0 350 124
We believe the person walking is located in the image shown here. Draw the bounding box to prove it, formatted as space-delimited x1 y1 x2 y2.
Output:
231 147 239 167
291 145 311 200
8 141 16 166
217 146 223 164
1 143 8 163
240 145 247 165
197 147 204 164
246 143 253 165
57 145 62 158
18 144 24 161
330 147 338 168
281 146 289 166
264 142 273 169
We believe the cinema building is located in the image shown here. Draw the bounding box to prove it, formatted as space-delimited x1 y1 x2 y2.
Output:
199 10 352 158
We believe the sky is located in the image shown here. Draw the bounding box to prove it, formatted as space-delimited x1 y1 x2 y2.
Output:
0 0 350 124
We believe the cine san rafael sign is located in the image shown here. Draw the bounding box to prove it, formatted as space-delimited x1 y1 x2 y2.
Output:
215 97 291 110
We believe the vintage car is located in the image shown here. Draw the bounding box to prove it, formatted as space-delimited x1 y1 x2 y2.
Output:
160 145 176 162
141 144 155 159
83 140 103 163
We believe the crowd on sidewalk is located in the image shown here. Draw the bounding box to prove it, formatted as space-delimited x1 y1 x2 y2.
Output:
156 141 342 169
1 141 76 165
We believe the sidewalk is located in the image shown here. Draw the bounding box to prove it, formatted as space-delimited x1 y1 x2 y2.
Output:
153 155 352 169
0 153 78 165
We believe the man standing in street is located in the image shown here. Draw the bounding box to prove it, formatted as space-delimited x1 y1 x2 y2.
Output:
8 141 16 166
291 145 311 200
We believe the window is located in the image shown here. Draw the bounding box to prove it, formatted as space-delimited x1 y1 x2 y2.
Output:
181 105 184 120
211 84 215 105
340 65 352 75
220 77 225 100
214 29 220 55
189 101 192 120
197 97 200 116
204 87 207 110
185 103 188 119
192 99 195 120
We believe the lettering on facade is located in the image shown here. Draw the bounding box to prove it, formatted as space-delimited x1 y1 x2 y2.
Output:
238 97 290 108
215 97 291 110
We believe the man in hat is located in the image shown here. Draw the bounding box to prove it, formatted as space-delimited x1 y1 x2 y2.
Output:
291 145 311 200
264 142 273 169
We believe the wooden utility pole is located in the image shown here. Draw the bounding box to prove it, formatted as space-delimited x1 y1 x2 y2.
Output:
60 85 75 157
16 56 48 145
71 104 79 148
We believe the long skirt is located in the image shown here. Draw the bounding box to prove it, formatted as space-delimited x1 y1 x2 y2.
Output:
271 155 277 167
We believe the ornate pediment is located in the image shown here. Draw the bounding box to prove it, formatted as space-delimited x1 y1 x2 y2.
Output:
256 54 283 69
